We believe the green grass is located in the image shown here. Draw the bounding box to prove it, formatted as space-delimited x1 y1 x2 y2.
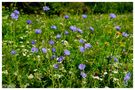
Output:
2 11 133 88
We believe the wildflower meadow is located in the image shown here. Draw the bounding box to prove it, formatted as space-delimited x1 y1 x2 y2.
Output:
2 2 133 88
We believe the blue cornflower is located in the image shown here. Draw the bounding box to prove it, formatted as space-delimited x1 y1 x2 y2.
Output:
26 20 32 24
53 64 59 69
82 14 87 19
84 43 92 49
51 55 56 60
79 46 85 52
122 32 128 37
10 13 19 20
77 28 83 34
65 30 69 35
90 27 94 32
109 13 116 19
78 64 86 70
80 72 87 78
64 49 70 56
79 39 85 44
35 29 42 34
13 10 20 15
56 34 61 39
43 6 50 11
115 26 121 30
114 57 118 62
42 48 47 53
52 48 56 52
11 50 16 55
49 40 55 45
69 26 77 32
124 72 131 86
51 25 57 30
64 15 69 19
57 56 64 62
31 40 36 44
31 47 38 53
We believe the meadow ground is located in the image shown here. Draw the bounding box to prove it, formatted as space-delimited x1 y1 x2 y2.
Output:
2 10 133 88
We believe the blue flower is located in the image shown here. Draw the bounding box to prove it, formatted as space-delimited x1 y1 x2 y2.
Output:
56 34 61 39
57 56 64 62
53 64 59 69
11 50 16 55
78 64 86 70
64 15 69 19
122 32 128 37
31 40 36 44
79 39 85 44
49 40 55 45
35 29 42 34
65 30 69 35
115 26 121 30
82 14 87 19
69 26 77 32
31 47 38 53
80 72 87 78
114 57 118 62
124 72 131 86
51 55 56 60
26 20 32 24
51 25 57 30
10 13 19 20
90 27 94 32
42 48 47 53
84 43 92 49
13 10 20 15
77 28 83 34
52 48 56 52
109 13 116 19
43 6 50 11
79 46 85 52
64 49 70 56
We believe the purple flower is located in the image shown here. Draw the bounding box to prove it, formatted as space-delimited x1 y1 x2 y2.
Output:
79 46 85 52
90 27 94 32
42 48 47 53
51 25 57 30
64 49 70 56
51 55 56 60
65 30 69 35
84 43 92 49
52 48 56 52
26 20 32 24
109 13 116 19
122 32 128 37
43 6 50 11
53 64 59 69
124 72 131 82
49 40 55 45
31 47 38 53
114 57 118 62
11 50 16 55
10 13 19 20
56 34 61 39
82 14 87 19
13 10 20 15
35 29 42 34
115 26 121 30
77 28 83 34
78 64 86 70
69 26 77 32
80 72 87 78
79 39 85 44
64 15 69 19
57 56 64 62
31 40 36 44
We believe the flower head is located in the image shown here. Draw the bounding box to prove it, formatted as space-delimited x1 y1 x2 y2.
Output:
51 25 57 30
122 32 128 37
56 34 61 39
26 20 32 24
115 26 121 30
64 15 69 19
13 10 20 15
124 72 131 82
11 50 16 55
31 40 36 44
78 64 86 70
90 27 94 32
82 14 87 19
51 55 56 60
80 72 87 78
79 46 85 52
65 30 69 35
10 13 19 20
79 39 85 44
52 48 56 52
31 47 38 53
64 49 70 56
114 57 118 62
43 6 50 11
69 26 77 32
57 56 64 62
49 40 55 45
77 28 83 34
42 48 47 53
53 64 59 69
35 29 42 34
84 43 92 49
109 13 116 19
